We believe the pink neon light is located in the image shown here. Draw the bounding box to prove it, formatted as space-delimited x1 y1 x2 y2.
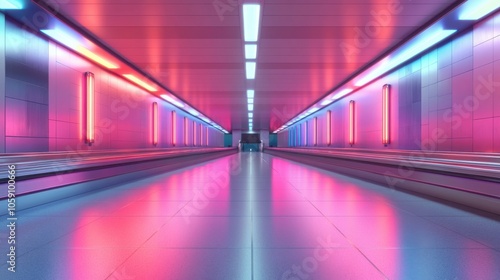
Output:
172 111 177 146
349 100 355 145
382 84 391 145
327 110 331 146
313 117 317 146
199 124 202 146
304 122 308 146
193 121 197 146
84 72 95 144
152 102 158 146
184 117 188 146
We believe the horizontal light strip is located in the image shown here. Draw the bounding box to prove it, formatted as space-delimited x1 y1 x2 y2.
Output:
160 94 184 108
243 4 261 42
355 28 456 87
123 74 157 92
77 47 119 69
0 0 22 9
459 1 500 20
246 62 256 79
245 44 258 59
248 98 254 104
41 30 119 69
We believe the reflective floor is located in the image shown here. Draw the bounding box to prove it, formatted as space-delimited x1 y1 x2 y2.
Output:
1 153 500 279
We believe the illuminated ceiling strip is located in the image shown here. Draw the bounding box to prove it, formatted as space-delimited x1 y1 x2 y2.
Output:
84 72 95 145
76 47 119 69
41 30 119 69
243 4 261 42
0 0 22 9
246 62 256 79
123 74 157 92
248 104 254 111
459 1 500 20
355 28 456 87
245 44 258 59
161 94 184 108
247 90 255 98
382 84 391 145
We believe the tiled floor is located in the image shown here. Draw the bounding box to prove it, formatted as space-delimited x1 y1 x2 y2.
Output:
1 152 499 279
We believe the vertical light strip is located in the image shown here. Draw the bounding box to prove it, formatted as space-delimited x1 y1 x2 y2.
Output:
382 84 391 145
199 124 202 146
313 117 318 146
172 111 177 146
206 127 209 146
242 4 261 42
327 110 332 146
193 121 196 146
349 100 355 146
184 117 188 146
152 102 158 146
84 72 95 145
304 122 308 146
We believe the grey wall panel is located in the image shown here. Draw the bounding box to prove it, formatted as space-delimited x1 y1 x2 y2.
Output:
0 13 5 153
5 137 49 153
4 18 49 152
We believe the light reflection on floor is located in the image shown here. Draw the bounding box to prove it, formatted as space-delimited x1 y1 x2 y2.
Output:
0 153 499 279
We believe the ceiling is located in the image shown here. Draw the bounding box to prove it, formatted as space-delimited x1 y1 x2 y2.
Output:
39 0 460 132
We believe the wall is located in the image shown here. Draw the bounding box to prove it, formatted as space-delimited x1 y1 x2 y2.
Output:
0 13 5 153
232 130 242 147
4 19 49 153
279 11 500 153
260 130 269 147
0 15 223 153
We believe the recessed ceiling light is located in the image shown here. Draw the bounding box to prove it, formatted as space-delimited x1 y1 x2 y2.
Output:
246 62 256 79
243 4 261 42
245 44 258 59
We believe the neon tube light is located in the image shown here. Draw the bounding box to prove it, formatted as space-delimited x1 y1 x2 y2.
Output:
199 124 202 146
327 110 331 146
193 121 196 146
304 122 308 146
349 100 355 146
184 117 188 146
172 111 177 146
123 74 157 92
152 102 158 146
84 72 95 145
313 117 318 146
242 4 261 42
248 104 254 111
382 84 391 145
206 127 209 146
